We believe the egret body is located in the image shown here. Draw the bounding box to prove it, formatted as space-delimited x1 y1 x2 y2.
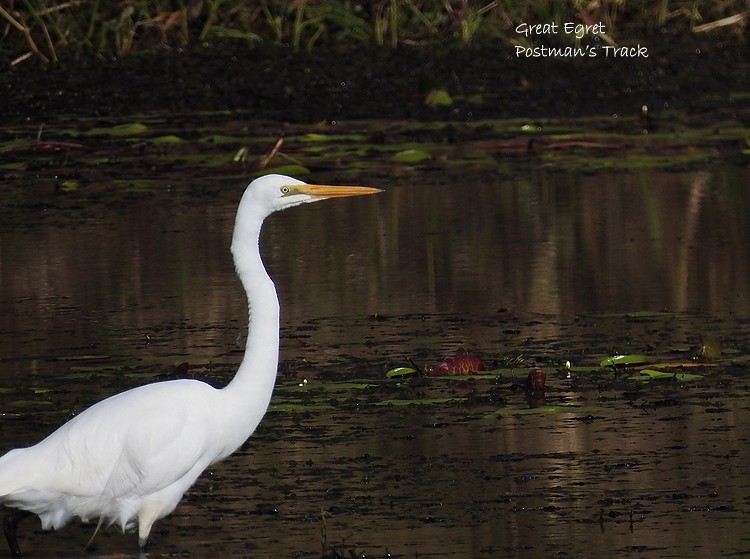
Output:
0 174 380 556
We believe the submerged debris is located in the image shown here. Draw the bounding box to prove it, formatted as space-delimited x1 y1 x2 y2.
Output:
526 368 547 392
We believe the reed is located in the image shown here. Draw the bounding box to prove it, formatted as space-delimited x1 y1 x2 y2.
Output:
0 0 745 64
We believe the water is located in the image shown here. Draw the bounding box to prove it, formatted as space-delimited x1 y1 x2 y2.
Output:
1 115 750 558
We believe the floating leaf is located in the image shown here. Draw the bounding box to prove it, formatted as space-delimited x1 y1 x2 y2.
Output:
385 367 417 378
391 149 431 163
122 372 162 380
268 403 335 413
54 354 110 362
628 369 703 382
375 397 467 407
424 89 453 107
625 311 669 321
318 381 377 391
484 405 606 420
301 133 330 142
8 400 54 408
88 122 148 136
152 135 184 144
599 354 649 367
436 372 506 380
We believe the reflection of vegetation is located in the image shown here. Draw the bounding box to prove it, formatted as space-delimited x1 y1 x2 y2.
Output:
1 1 747 63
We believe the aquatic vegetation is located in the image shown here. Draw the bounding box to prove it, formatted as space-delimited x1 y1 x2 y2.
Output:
690 333 722 362
483 405 607 420
628 369 704 382
4 111 745 201
427 354 485 376
599 354 650 367
1 0 748 63
391 148 432 163
526 368 546 392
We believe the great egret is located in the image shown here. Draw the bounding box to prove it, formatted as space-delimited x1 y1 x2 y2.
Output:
0 174 381 556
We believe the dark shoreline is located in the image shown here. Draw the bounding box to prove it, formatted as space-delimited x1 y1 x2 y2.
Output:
1 32 747 124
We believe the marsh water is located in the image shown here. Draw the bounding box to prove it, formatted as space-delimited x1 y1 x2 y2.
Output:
1 109 750 559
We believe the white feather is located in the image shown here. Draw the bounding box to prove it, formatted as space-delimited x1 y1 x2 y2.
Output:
0 174 379 553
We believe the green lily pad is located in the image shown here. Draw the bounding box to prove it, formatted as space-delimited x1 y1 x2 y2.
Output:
391 149 431 163
424 89 453 107
9 400 55 408
268 403 335 413
599 354 649 367
301 133 330 142
385 367 417 378
152 135 184 144
625 311 671 321
628 369 704 382
484 405 606 419
88 122 148 136
54 354 110 362
375 397 467 406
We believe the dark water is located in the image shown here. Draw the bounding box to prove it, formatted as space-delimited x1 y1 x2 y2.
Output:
1 117 750 558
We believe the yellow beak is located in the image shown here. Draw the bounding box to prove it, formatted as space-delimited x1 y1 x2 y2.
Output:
297 184 383 198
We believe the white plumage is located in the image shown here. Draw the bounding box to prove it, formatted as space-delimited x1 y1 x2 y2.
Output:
0 174 380 555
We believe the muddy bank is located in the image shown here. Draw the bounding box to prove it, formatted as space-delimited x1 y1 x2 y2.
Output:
1 33 746 123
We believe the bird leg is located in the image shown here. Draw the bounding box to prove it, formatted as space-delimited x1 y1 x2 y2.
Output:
3 510 32 558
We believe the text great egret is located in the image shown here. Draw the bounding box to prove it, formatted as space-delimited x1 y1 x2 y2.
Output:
0 174 381 556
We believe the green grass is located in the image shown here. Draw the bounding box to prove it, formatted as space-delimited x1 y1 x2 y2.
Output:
0 0 746 64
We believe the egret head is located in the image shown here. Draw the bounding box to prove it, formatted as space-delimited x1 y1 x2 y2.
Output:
242 174 381 217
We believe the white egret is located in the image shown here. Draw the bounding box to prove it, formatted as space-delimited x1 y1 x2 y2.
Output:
0 174 381 556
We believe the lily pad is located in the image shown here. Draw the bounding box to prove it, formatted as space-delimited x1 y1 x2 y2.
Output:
268 403 335 413
301 133 330 142
152 135 184 144
424 89 453 107
484 405 606 419
599 354 649 367
391 149 431 163
88 122 148 136
628 369 704 382
8 400 55 408
385 367 417 378
375 397 467 406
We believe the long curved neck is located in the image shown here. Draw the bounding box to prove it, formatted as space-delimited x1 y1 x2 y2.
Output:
223 203 279 420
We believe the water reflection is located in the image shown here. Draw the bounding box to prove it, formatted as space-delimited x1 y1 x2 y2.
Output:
1 160 750 558
382 166 750 317
1 164 748 368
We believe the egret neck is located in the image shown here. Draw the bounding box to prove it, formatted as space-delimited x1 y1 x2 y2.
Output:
224 193 280 434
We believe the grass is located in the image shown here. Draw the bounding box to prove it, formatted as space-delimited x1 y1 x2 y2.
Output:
0 0 747 64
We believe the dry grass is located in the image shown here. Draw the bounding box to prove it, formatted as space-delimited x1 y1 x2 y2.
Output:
0 0 747 65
